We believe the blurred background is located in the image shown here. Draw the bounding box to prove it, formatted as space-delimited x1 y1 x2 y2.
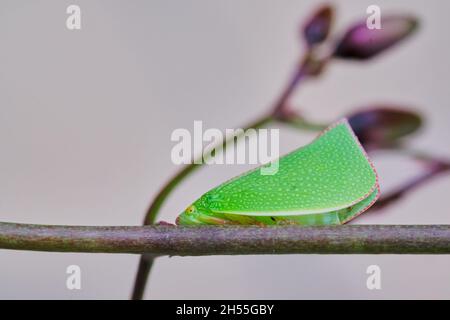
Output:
0 0 449 299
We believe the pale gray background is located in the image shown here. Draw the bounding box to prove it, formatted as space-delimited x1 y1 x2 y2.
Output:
0 0 449 299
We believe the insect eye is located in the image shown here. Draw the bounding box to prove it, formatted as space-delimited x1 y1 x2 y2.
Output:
186 206 195 214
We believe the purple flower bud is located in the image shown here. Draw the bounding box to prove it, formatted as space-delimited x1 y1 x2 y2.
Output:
303 5 333 46
348 107 422 149
334 15 418 60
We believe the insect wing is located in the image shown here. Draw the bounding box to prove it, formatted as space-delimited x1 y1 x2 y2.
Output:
200 119 379 216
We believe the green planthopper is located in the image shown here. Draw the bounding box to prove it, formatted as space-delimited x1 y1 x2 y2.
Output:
176 119 380 226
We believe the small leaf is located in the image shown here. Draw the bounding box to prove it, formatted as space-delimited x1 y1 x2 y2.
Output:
303 5 334 46
348 107 422 148
334 15 418 60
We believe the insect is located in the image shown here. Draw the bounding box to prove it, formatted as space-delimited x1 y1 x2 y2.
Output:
176 119 380 226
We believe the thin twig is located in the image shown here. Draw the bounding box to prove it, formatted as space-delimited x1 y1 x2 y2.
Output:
131 256 155 300
372 159 450 211
1 222 450 255
132 113 274 299
142 114 274 226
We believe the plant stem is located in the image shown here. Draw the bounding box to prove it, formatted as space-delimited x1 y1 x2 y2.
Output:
372 158 450 211
132 113 274 299
280 114 328 131
131 255 155 300
132 51 330 299
272 62 307 117
143 114 274 225
1 222 450 254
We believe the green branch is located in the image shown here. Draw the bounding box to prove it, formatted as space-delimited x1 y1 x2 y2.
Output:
1 222 450 255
